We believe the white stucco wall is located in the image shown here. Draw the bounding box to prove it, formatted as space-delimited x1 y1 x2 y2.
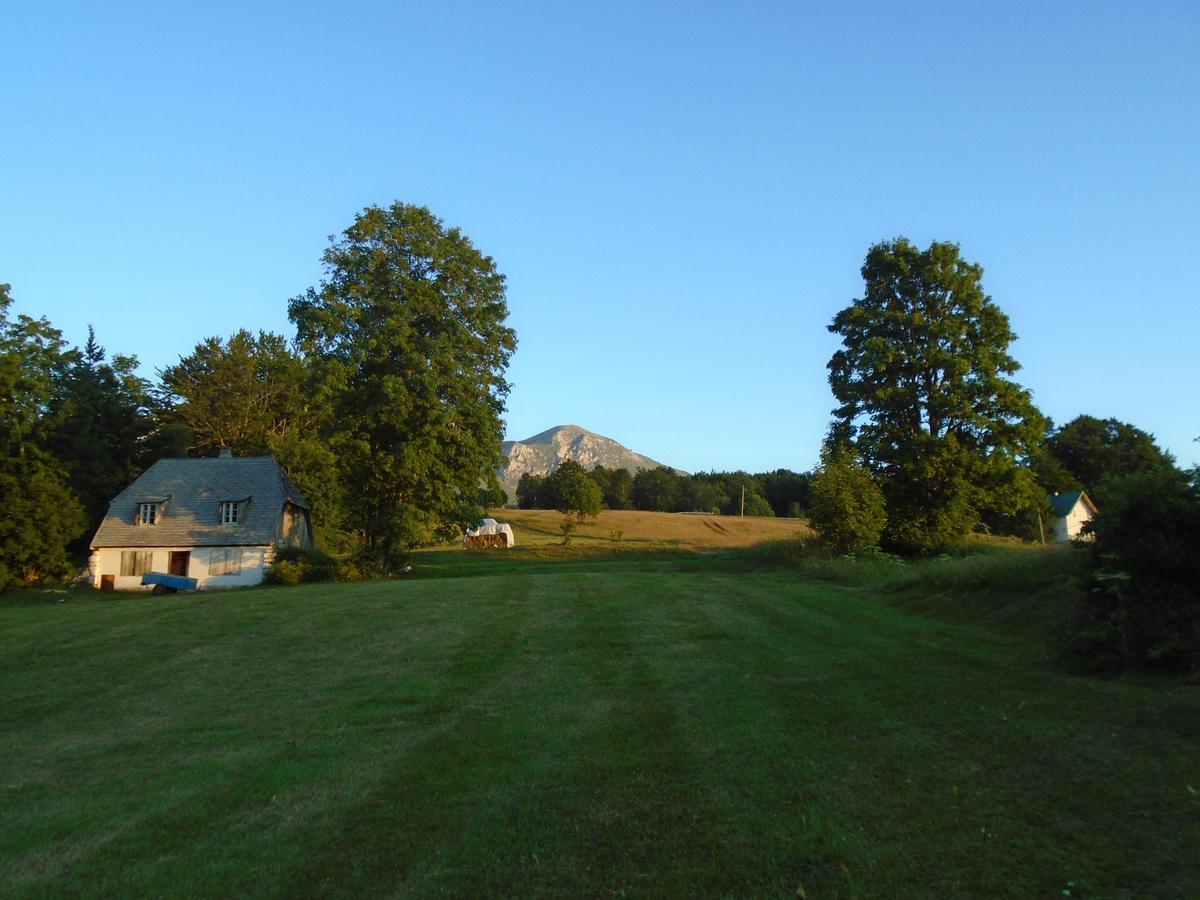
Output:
91 546 271 591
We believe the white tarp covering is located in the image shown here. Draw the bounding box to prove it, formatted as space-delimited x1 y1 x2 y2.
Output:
464 518 515 547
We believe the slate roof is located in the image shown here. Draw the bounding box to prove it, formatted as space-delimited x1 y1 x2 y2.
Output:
1050 490 1095 518
91 456 310 548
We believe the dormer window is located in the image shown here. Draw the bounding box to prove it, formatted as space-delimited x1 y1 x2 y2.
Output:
138 502 158 525
220 501 240 525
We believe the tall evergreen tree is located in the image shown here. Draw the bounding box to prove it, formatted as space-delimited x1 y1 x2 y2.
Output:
0 285 85 588
158 329 310 457
46 326 155 543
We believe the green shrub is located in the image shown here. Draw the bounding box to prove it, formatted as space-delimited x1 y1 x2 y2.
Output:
265 547 374 585
335 560 366 583
741 493 775 517
736 536 909 588
265 559 303 586
341 552 387 582
1069 467 1200 671
808 452 886 554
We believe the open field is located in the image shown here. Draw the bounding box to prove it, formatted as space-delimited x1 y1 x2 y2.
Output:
2 547 1198 897
483 507 811 549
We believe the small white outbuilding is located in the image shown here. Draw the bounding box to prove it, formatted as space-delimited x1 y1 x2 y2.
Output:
1049 490 1098 542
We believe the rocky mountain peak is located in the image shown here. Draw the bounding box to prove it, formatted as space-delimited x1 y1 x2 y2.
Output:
498 425 669 498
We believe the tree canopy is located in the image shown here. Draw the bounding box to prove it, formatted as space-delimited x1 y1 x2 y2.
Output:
554 469 602 522
632 467 684 512
828 238 1044 466
158 329 310 457
1045 415 1175 493
515 464 797 517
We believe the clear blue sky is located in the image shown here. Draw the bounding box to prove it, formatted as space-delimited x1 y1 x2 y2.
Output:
4 1 1198 473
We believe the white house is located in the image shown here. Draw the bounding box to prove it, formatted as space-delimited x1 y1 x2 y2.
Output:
89 450 313 591
1049 490 1098 542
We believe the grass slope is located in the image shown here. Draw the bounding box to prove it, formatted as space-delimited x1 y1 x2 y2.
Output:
2 551 1197 897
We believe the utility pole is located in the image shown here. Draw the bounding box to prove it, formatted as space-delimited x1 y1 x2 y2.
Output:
740 485 745 518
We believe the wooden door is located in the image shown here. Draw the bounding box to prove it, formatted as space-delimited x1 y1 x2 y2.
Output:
168 551 190 576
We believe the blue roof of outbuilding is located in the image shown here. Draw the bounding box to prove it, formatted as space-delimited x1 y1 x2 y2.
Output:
1050 491 1085 517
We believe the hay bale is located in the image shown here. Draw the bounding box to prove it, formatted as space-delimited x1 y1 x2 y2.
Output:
465 533 509 550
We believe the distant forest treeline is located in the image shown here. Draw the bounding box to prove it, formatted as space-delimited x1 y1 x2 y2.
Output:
514 463 810 518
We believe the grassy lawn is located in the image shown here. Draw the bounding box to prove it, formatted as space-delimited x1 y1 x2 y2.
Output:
2 547 1197 897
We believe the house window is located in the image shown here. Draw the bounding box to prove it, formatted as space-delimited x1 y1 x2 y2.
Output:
210 548 242 576
138 502 158 525
220 501 240 525
120 550 153 576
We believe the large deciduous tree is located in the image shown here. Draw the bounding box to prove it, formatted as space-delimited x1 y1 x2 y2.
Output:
827 239 1046 551
586 465 634 511
289 203 516 566
516 472 546 509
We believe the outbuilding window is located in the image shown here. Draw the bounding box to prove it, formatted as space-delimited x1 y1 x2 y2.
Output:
138 502 158 525
220 501 240 525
